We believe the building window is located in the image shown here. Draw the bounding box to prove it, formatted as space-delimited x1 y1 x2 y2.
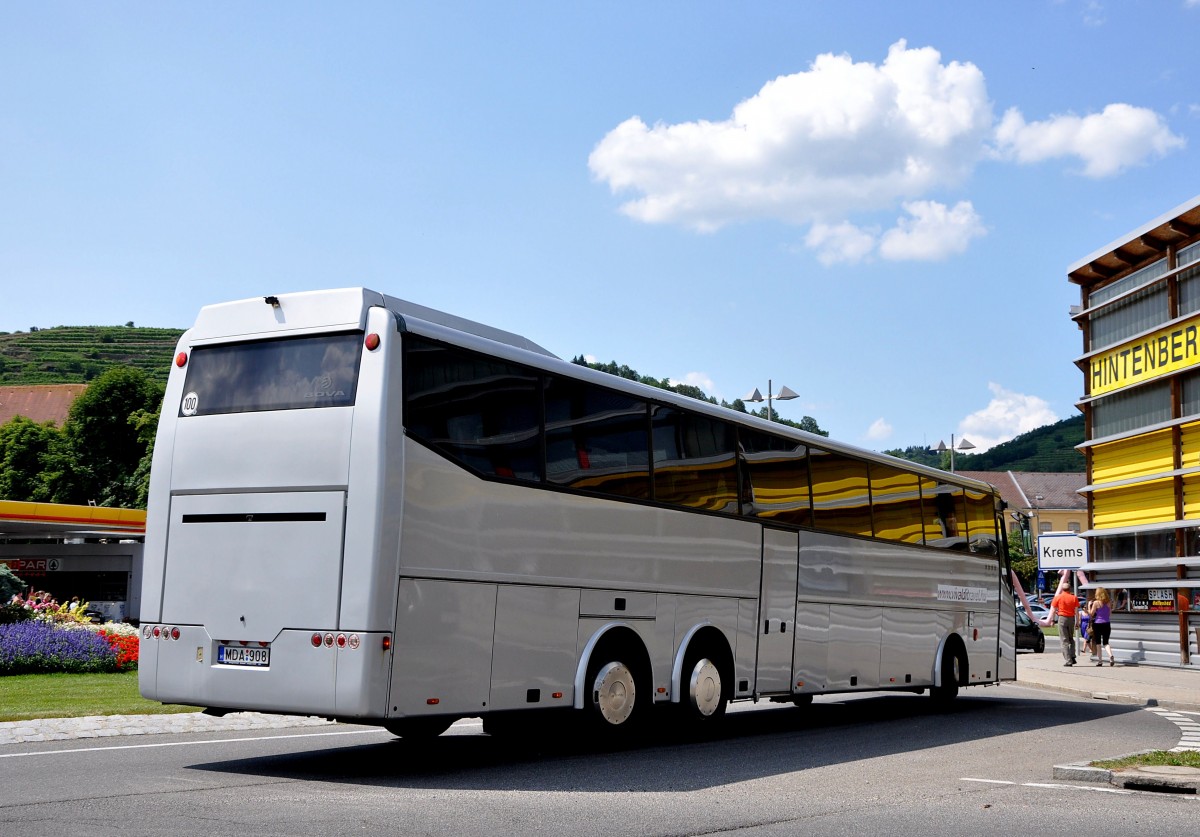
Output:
1089 284 1169 352
1092 529 1177 561
1178 264 1200 318
1088 257 1168 306
1180 241 1200 269
1091 381 1171 438
1068 521 1081 533
1181 369 1200 417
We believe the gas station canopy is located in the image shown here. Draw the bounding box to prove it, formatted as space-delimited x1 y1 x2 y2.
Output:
0 500 146 540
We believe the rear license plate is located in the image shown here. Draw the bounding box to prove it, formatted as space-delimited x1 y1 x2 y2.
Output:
216 644 270 667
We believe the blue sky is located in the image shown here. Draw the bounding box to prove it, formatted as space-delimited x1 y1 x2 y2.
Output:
3 2 1198 453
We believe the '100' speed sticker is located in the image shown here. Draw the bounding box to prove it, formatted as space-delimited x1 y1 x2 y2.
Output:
181 392 199 416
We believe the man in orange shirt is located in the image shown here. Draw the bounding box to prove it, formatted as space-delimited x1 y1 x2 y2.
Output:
1051 585 1080 666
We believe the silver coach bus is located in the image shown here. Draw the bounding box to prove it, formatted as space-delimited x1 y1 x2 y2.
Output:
138 288 1016 738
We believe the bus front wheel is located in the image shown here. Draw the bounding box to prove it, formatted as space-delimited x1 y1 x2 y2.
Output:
930 645 965 704
589 659 639 727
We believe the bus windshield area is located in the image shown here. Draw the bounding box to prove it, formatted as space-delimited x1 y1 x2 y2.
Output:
179 332 362 416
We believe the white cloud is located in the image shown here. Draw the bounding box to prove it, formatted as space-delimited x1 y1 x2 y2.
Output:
590 39 1183 262
805 221 878 265
958 383 1058 452
993 103 1185 177
804 200 984 264
878 200 985 261
589 40 992 235
865 417 893 441
669 371 717 395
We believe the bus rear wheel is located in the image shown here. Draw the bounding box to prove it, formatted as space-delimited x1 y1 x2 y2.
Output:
680 650 727 723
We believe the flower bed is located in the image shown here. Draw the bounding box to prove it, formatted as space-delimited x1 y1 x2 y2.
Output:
1 590 140 674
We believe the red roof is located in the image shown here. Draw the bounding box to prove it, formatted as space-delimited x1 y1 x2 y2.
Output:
957 471 1087 511
0 384 87 427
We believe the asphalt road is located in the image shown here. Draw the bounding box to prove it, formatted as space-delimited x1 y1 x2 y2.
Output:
2 684 1196 837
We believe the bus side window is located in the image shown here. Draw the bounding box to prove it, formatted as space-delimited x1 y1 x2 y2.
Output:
739 430 812 527
964 487 999 555
809 448 872 538
868 462 923 545
650 406 738 513
403 337 541 482
544 377 650 500
921 479 967 550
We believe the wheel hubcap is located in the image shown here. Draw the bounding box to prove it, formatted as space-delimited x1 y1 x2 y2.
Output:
688 658 722 717
592 661 636 725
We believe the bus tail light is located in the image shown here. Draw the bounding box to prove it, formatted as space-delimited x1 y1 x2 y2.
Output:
311 633 322 648
336 634 347 648
171 627 181 641
382 636 392 651
364 333 381 351
175 352 188 367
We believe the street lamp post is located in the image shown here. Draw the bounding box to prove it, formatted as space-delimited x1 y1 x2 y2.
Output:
931 433 975 472
744 380 798 423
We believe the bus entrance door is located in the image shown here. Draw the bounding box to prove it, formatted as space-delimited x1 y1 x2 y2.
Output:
756 528 799 695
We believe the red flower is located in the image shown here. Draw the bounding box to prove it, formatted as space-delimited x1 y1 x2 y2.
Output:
100 630 139 670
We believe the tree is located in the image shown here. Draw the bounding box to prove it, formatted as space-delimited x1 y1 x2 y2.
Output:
1009 539 1039 593
0 417 60 501
0 563 27 600
40 367 165 506
126 408 160 507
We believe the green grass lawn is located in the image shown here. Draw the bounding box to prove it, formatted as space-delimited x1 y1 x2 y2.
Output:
1093 750 1200 770
0 671 202 722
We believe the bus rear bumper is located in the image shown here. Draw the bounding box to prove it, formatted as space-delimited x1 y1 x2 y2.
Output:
138 625 392 718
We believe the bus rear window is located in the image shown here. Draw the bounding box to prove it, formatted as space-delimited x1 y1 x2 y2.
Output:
179 333 362 416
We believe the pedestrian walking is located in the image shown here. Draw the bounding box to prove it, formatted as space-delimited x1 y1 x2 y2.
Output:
1051 584 1080 666
1089 587 1116 666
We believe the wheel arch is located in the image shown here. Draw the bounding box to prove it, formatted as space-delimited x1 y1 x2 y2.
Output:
671 623 734 704
933 632 969 688
573 622 652 710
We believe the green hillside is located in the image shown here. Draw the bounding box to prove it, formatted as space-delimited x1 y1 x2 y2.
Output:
884 415 1085 473
0 326 184 386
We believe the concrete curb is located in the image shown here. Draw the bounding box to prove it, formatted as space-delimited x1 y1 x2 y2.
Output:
1054 751 1200 793
0 711 335 745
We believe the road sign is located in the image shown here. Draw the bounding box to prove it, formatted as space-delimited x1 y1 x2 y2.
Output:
1037 532 1087 570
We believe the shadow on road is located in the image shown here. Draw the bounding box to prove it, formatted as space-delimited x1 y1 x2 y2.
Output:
188 688 1143 792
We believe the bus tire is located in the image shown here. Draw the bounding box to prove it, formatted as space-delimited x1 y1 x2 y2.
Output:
584 636 648 731
589 659 639 727
384 716 454 740
680 647 728 723
791 693 813 708
930 642 966 705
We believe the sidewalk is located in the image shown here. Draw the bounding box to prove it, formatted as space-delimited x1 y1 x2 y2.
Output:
0 710 335 746
1015 636 1200 712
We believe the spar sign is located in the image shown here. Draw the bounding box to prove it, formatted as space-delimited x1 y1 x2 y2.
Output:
1037 532 1088 570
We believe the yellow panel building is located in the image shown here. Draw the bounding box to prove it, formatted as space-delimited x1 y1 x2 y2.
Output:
1069 193 1200 667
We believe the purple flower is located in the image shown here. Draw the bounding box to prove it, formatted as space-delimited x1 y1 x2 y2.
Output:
0 621 117 674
